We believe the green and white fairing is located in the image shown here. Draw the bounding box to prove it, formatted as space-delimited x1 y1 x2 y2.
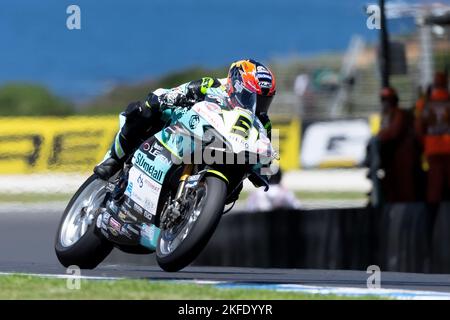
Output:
125 88 275 250
157 88 273 163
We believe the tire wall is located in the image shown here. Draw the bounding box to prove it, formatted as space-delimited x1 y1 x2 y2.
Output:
193 203 450 273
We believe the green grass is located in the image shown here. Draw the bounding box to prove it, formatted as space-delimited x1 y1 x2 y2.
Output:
238 191 366 201
0 193 72 203
0 191 365 204
0 275 383 300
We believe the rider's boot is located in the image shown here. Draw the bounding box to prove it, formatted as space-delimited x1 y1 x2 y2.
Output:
95 101 155 180
94 157 123 180
94 133 129 180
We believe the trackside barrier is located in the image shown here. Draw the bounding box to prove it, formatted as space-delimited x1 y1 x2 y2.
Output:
432 203 450 273
379 203 430 273
194 208 377 269
192 203 450 273
0 116 117 174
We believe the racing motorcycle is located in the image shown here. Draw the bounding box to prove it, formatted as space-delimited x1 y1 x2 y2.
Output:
54 89 276 272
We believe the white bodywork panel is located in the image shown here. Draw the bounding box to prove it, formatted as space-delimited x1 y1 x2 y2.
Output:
192 102 273 160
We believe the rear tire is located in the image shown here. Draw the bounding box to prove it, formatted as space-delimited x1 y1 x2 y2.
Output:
156 176 227 272
55 175 113 269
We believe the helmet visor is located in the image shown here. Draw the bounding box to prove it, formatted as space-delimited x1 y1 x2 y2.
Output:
230 87 257 114
256 94 273 114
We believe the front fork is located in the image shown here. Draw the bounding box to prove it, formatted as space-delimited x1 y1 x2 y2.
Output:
161 164 194 229
174 164 194 201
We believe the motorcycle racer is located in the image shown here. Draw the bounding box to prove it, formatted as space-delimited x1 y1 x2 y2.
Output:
56 61 278 270
94 59 277 189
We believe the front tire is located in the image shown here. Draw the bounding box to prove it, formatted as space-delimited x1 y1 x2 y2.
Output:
156 176 227 272
55 175 113 269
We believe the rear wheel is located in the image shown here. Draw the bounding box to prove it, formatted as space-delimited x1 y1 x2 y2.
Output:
156 176 227 272
55 175 113 269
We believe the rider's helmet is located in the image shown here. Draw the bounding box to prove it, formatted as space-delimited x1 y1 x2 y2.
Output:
227 59 276 115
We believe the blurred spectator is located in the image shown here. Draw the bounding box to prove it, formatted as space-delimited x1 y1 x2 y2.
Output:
294 74 309 97
246 169 301 212
415 71 450 204
377 87 419 202
294 74 311 116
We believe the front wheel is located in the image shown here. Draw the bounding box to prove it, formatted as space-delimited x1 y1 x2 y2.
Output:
156 176 227 272
55 175 113 269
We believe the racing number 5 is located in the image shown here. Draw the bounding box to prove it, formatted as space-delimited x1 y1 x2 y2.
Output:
232 115 252 138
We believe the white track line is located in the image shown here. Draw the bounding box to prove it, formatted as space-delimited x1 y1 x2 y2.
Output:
0 271 121 281
2 271 449 299
213 282 450 300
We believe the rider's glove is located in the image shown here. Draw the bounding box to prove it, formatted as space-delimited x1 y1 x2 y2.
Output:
159 91 194 109
124 101 150 121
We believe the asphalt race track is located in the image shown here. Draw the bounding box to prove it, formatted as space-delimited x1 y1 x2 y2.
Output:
1 203 450 294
